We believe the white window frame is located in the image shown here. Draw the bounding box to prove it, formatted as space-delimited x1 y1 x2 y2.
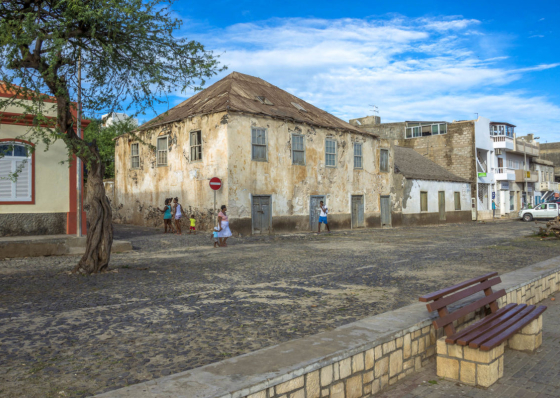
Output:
325 138 337 168
251 127 268 162
190 130 202 162
156 136 168 166
354 142 363 169
291 133 305 166
0 142 32 202
405 123 447 139
131 143 140 169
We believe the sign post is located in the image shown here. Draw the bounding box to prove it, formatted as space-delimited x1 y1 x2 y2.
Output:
209 177 222 227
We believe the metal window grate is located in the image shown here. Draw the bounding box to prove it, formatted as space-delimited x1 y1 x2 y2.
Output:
354 143 363 169
157 137 168 166
325 139 336 167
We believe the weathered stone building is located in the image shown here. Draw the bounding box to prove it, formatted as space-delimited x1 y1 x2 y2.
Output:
113 72 396 235
540 142 560 183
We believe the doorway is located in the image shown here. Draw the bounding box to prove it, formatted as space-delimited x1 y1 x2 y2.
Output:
380 195 391 227
252 195 271 234
438 191 446 221
351 195 364 228
309 195 326 231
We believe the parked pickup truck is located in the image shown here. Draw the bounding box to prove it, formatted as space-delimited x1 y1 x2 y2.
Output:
519 202 560 222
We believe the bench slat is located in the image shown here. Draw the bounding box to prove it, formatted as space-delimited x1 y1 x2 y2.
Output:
427 277 502 312
445 303 517 344
468 305 536 349
434 289 505 330
479 306 547 351
419 272 498 302
456 304 526 345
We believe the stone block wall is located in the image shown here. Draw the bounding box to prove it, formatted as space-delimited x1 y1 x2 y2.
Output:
240 269 560 398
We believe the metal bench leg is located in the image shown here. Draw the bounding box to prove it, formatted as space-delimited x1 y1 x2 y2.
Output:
437 337 505 387
508 315 543 352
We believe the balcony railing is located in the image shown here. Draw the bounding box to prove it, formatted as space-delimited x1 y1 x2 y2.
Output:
494 167 516 174
492 136 514 143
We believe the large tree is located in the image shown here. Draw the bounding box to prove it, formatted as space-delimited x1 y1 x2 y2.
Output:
0 0 222 273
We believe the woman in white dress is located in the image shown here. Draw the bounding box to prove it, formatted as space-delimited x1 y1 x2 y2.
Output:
218 205 232 247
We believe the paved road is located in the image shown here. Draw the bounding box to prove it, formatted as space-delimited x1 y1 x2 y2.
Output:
376 292 560 398
1 220 559 397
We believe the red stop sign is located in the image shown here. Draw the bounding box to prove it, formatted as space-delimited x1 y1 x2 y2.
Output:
209 177 222 191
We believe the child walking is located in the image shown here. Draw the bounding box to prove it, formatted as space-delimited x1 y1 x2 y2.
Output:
189 214 196 234
173 197 183 235
159 199 173 233
212 226 220 248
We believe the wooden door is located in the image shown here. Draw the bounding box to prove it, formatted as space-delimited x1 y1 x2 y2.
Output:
351 195 364 228
380 195 391 227
438 191 446 221
309 195 325 231
252 196 271 234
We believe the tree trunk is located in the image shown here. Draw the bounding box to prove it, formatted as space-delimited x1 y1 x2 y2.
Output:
73 157 113 274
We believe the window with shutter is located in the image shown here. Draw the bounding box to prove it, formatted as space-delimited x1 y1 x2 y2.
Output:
0 142 33 202
131 143 140 168
251 128 267 161
325 139 336 167
354 143 363 169
157 136 168 166
292 134 305 165
190 131 202 161
380 149 389 172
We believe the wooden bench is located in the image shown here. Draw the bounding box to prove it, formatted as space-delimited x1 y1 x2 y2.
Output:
419 272 546 387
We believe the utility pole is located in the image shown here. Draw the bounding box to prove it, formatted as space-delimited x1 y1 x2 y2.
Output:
77 53 82 237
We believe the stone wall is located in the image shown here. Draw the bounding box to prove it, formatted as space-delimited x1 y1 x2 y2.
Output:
0 213 66 236
238 268 560 398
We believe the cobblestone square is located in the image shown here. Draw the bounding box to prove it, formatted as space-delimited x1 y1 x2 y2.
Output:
1 221 559 397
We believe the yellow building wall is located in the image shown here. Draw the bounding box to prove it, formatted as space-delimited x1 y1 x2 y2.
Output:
0 122 70 214
113 112 229 230
226 114 394 233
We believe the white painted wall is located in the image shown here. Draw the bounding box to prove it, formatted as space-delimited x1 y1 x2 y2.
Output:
402 179 471 214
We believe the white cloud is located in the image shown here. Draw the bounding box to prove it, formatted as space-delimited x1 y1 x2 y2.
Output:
174 16 560 142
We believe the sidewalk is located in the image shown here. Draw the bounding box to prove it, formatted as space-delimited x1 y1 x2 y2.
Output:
376 293 560 398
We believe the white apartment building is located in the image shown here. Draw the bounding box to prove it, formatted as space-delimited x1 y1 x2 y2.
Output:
491 124 540 216
532 158 559 204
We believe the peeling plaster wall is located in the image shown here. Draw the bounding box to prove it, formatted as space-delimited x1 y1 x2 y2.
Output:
226 114 394 234
113 112 229 230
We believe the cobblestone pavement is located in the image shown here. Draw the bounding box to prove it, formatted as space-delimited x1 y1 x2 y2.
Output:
375 292 560 398
1 220 560 397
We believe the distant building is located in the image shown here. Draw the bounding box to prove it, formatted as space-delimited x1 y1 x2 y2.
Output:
113 72 395 234
393 146 472 226
540 142 560 184
0 84 89 236
531 158 558 204
351 116 543 219
101 112 138 128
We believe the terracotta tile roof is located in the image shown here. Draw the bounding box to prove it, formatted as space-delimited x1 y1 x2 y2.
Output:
140 72 374 136
394 146 468 183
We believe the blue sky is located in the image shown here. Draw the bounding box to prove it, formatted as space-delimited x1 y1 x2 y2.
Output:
140 0 560 142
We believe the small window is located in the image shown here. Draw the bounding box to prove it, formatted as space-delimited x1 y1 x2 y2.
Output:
432 124 439 135
325 139 336 167
420 191 428 212
190 131 202 161
291 102 307 112
252 128 267 161
454 192 461 210
292 134 305 165
157 136 168 166
354 143 363 169
440 124 447 134
550 204 558 209
131 143 140 168
379 149 389 172
256 96 274 105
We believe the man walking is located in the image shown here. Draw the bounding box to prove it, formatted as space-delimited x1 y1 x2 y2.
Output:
492 199 496 218
318 200 330 233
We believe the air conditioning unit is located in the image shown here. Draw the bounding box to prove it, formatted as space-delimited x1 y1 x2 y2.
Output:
495 149 503 155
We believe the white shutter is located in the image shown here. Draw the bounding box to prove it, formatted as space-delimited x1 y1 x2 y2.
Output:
15 160 30 199
0 158 12 199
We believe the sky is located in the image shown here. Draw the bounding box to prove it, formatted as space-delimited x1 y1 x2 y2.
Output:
139 0 560 142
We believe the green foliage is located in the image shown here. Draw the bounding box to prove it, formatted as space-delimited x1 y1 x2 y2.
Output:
83 116 137 179
0 0 223 168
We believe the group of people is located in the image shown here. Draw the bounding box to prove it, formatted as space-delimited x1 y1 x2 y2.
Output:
159 197 196 235
160 199 232 247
